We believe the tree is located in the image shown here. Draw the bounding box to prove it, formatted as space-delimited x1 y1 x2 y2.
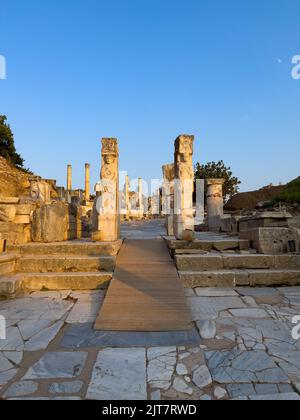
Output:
0 115 25 169
194 160 241 200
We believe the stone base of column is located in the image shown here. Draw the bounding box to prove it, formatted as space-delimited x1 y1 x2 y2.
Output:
166 215 174 236
208 215 222 232
92 215 119 242
173 213 194 240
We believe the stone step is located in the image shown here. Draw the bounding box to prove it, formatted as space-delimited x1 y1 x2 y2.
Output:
0 272 113 295
0 253 18 275
175 254 300 271
165 237 250 252
7 239 122 256
179 269 300 288
16 255 116 273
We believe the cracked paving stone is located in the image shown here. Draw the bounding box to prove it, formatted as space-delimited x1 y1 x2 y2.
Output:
18 319 54 341
255 384 278 395
147 347 177 390
249 393 300 401
3 381 38 398
87 348 147 400
24 321 64 352
0 327 24 352
23 352 88 380
0 369 18 386
192 365 212 389
0 353 14 372
206 349 289 384
49 380 84 394
226 383 255 398
187 297 246 321
172 377 193 396
3 351 23 366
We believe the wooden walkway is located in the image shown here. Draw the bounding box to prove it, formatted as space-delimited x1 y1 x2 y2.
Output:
94 239 192 332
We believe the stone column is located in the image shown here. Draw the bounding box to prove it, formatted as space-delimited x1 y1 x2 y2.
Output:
195 178 205 226
67 165 72 192
85 163 91 202
92 138 120 242
162 164 175 235
125 175 130 220
173 135 195 240
206 178 225 232
138 178 143 217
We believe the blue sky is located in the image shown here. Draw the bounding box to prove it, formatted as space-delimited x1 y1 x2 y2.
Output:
0 0 299 193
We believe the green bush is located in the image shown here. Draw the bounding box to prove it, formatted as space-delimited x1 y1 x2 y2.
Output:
273 177 300 204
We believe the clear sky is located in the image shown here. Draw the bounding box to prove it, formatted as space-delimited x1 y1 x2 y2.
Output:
0 0 299 194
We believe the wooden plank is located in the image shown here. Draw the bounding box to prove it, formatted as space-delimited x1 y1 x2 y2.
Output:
94 239 193 332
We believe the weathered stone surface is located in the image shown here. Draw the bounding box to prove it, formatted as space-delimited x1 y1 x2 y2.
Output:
176 255 223 271
0 369 18 386
23 352 88 379
173 135 194 239
176 363 188 376
172 377 193 395
248 269 300 287
0 205 17 222
17 255 116 274
227 383 255 398
229 308 269 318
66 300 102 323
87 348 147 400
0 222 31 245
147 347 176 390
206 349 289 384
0 353 14 372
197 320 217 339
187 296 245 320
31 202 68 243
9 240 123 256
223 255 274 269
181 271 236 288
192 365 212 389
0 327 24 351
61 324 200 348
24 320 64 351
195 288 238 297
21 272 112 291
92 138 120 242
4 381 38 398
49 381 84 394
13 215 30 224
214 386 227 400
249 393 300 401
240 227 292 254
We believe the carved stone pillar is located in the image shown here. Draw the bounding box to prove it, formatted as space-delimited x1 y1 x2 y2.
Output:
85 163 91 202
206 178 225 232
138 178 143 217
162 164 175 236
29 176 51 203
92 138 120 241
173 135 195 240
125 175 130 220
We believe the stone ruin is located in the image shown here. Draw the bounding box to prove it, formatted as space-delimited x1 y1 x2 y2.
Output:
0 133 299 257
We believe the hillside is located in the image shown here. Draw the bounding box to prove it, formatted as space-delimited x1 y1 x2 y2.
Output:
0 156 31 197
225 184 286 212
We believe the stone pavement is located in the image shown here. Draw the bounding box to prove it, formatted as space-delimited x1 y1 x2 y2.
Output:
1 287 300 400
